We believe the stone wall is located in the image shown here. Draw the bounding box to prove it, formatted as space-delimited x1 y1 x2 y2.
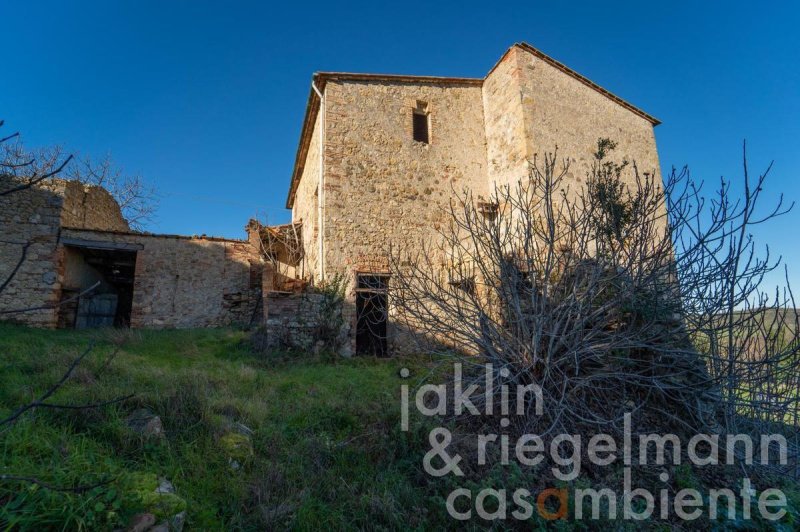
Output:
483 48 530 189
316 80 491 354
321 80 488 282
1 175 263 330
0 177 64 326
515 46 661 187
0 177 133 327
291 113 321 281
60 228 262 329
261 291 326 351
483 46 660 190
60 180 130 232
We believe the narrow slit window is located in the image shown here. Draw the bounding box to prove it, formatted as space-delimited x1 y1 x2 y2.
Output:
412 101 430 144
413 112 429 143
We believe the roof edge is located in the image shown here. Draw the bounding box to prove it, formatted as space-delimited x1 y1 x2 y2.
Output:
511 42 661 126
62 226 249 243
314 72 483 85
286 81 320 209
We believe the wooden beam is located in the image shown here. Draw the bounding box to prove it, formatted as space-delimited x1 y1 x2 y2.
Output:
61 238 143 252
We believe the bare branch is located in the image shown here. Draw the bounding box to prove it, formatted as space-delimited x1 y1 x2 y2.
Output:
0 240 30 294
389 139 799 477
0 281 101 316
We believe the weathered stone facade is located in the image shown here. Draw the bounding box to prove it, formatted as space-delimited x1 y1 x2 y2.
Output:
260 292 327 351
0 178 131 326
1 176 261 329
59 228 261 328
60 180 130 232
0 178 65 326
292 113 322 280
286 42 662 355
321 80 489 271
506 45 660 188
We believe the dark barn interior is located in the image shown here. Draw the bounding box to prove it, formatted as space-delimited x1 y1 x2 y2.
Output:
58 239 140 328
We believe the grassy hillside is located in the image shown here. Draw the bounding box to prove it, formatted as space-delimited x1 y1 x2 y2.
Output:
0 325 445 530
2 325 799 530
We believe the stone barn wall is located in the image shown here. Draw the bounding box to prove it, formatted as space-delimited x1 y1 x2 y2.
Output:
1 176 263 330
60 228 262 329
0 177 130 327
60 180 130 232
0 178 64 326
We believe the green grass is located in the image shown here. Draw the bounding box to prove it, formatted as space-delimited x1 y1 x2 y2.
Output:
2 324 799 531
0 324 446 530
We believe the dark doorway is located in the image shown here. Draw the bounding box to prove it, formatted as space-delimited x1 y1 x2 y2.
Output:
59 240 139 328
356 273 389 357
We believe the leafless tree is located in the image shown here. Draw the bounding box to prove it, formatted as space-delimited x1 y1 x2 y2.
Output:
0 124 72 196
66 153 157 230
1 132 157 229
390 139 799 476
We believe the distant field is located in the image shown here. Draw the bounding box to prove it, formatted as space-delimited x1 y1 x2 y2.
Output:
732 308 799 335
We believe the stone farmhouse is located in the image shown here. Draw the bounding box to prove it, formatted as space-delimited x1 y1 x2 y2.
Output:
0 42 662 356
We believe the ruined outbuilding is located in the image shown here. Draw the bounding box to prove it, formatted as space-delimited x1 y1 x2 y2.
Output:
0 177 262 329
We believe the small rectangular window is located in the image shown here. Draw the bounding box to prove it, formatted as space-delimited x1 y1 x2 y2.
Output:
449 277 476 296
477 201 499 221
413 112 429 144
357 274 389 292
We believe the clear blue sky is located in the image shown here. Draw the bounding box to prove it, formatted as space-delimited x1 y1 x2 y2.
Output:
2 1 799 289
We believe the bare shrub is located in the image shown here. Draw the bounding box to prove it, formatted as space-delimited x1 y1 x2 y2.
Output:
311 272 348 351
390 139 799 475
65 154 157 230
1 131 156 229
